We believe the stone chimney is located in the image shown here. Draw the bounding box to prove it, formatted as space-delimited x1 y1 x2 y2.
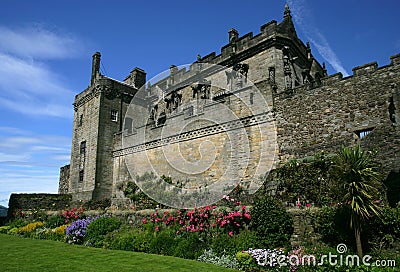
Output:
91 52 101 85
124 67 147 89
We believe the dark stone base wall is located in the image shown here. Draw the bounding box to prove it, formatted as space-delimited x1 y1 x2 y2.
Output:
7 193 72 218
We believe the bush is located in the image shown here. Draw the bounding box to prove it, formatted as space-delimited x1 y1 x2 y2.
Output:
85 217 122 248
173 232 206 259
106 226 155 253
314 205 353 249
211 230 258 256
365 206 400 253
148 228 178 256
45 215 65 228
250 197 293 248
235 251 255 271
105 229 136 251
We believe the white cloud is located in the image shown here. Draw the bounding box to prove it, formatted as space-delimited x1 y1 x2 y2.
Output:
0 25 82 60
0 53 74 118
286 0 350 76
0 128 71 206
0 129 71 166
0 25 83 118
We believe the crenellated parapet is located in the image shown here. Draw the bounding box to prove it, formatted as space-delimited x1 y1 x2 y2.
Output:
144 4 325 99
273 53 400 174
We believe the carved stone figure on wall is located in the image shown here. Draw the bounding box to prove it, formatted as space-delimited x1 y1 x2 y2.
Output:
165 90 182 113
192 79 211 99
282 46 292 90
226 63 249 89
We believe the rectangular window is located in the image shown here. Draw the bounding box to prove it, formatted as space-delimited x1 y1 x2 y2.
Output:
78 114 83 126
111 110 118 122
354 128 374 140
79 170 84 183
124 117 133 134
80 141 86 154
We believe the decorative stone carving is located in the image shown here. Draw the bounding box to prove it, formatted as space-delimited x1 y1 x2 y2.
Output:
165 90 182 113
191 79 211 99
282 46 292 90
226 63 249 89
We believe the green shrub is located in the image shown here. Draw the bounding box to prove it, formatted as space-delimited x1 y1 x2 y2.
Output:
314 205 353 249
211 233 239 256
85 217 122 248
250 196 293 248
235 251 254 271
149 228 178 256
107 226 155 253
7 219 29 229
105 229 136 251
45 215 65 228
365 207 400 253
211 230 258 256
173 232 206 259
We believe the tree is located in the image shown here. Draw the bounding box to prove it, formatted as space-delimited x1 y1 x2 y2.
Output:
333 145 382 258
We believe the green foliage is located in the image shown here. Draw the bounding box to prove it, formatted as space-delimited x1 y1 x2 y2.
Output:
333 145 382 257
173 232 206 259
211 233 240 256
250 196 293 248
332 145 382 225
6 219 29 228
105 227 153 252
365 207 400 253
85 217 122 248
235 251 254 271
45 215 65 228
149 227 178 256
263 152 337 206
314 205 354 248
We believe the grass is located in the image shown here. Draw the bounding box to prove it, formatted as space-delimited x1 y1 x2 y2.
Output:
0 234 239 272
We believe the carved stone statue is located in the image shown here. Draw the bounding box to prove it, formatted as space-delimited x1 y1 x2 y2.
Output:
192 79 211 99
226 63 249 88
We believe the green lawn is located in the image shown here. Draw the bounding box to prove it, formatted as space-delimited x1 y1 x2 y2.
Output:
0 234 239 272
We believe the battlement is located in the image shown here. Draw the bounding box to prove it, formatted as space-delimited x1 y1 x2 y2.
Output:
311 53 400 89
144 6 314 95
352 61 378 76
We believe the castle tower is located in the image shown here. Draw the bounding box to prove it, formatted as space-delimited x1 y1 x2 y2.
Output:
67 52 142 202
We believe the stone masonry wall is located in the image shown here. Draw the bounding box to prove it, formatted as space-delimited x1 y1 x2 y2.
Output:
274 54 400 175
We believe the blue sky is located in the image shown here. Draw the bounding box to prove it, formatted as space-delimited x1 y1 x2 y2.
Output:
0 0 398 207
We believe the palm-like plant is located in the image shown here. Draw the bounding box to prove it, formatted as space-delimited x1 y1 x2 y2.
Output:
334 145 382 258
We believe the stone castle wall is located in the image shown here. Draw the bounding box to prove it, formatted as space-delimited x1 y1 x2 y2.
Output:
274 54 400 173
58 6 399 205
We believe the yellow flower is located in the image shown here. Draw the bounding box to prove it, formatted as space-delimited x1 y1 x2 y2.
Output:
53 224 69 235
17 222 45 234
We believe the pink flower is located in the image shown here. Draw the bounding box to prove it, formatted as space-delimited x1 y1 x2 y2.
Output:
155 226 159 231
142 218 147 224
306 203 311 207
228 231 233 237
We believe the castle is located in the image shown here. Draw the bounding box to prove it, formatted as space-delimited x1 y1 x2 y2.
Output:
59 5 400 207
